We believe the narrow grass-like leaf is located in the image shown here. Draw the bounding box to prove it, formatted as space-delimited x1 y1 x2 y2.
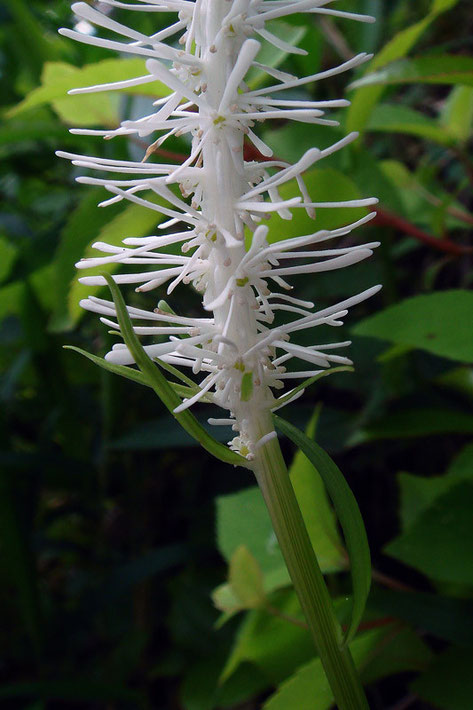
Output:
155 356 207 391
65 346 202 401
65 346 150 388
102 273 248 468
273 415 371 643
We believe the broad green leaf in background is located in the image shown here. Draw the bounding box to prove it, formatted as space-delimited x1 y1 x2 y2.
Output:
264 168 371 245
0 266 56 327
440 86 473 143
366 103 455 146
349 55 473 91
44 64 121 126
51 190 123 331
0 282 23 323
0 236 17 283
346 0 461 134
263 625 431 710
274 416 371 643
216 486 291 594
8 59 168 119
228 546 266 611
3 0 61 80
52 198 163 331
180 657 267 710
212 582 243 620
385 481 473 586
220 588 313 685
435 366 473 401
354 291 473 363
411 647 473 710
67 203 162 323
397 443 473 531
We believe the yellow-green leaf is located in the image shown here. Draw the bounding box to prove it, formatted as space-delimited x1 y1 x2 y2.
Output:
229 546 266 610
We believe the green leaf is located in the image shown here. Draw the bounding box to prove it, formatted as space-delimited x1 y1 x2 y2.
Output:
0 235 17 284
412 647 473 710
212 583 243 618
216 486 291 593
13 63 120 127
69 204 166 323
52 198 164 331
181 657 266 710
3 0 61 80
103 273 247 468
354 291 473 363
397 443 473 531
0 282 23 323
346 0 460 134
440 86 473 142
289 413 346 573
264 168 371 245
263 625 431 710
366 103 455 146
50 189 124 331
228 546 266 610
398 472 454 532
64 346 150 389
220 588 313 685
274 416 371 644
385 481 473 586
378 160 473 230
432 0 460 10
349 54 473 91
436 366 473 400
8 59 168 119
49 65 121 127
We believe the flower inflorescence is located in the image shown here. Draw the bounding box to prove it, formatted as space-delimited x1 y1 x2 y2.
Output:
59 0 380 460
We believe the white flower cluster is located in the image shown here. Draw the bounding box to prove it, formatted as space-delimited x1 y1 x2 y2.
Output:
58 0 380 460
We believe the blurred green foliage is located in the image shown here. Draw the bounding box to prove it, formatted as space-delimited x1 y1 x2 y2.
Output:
1 0 472 708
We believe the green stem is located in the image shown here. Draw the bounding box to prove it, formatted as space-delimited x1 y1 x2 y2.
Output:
252 413 369 710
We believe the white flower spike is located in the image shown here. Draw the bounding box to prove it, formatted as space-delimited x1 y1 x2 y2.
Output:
59 0 380 461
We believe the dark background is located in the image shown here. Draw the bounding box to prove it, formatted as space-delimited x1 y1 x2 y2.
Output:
1 1 472 708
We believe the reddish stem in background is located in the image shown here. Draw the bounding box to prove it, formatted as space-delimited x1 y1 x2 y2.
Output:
138 140 472 256
373 207 472 256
